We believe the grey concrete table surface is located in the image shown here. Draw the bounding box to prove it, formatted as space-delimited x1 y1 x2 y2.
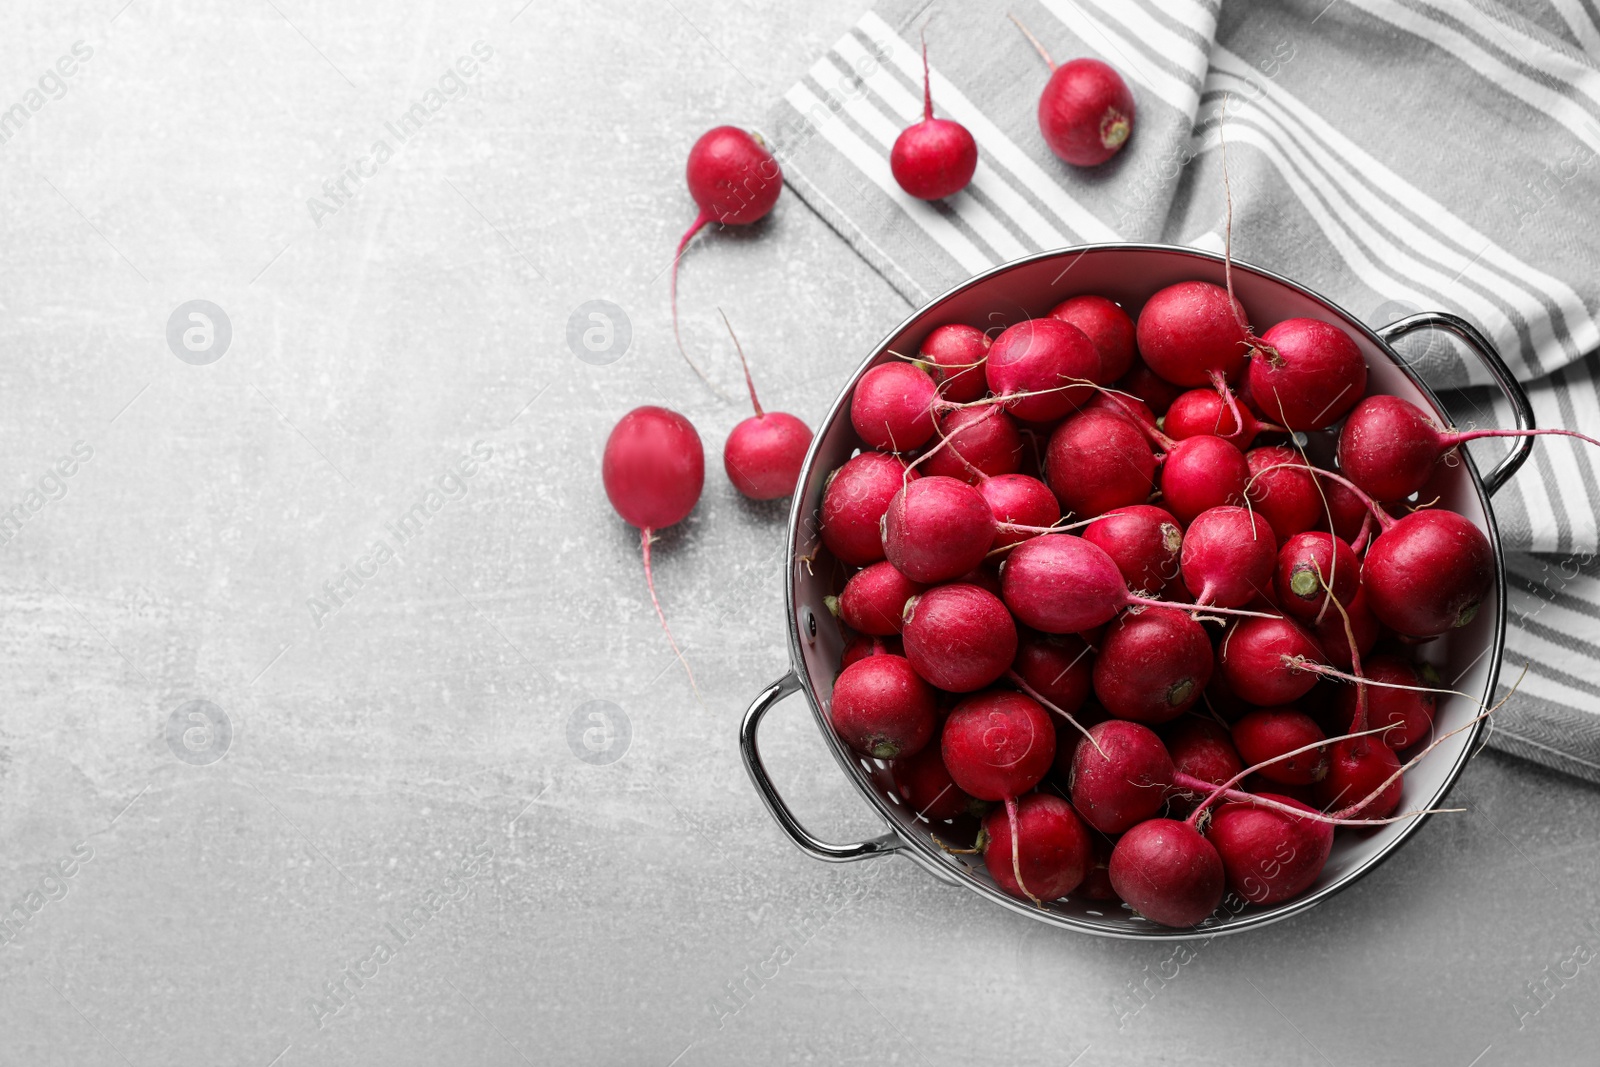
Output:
2 1 1598 1065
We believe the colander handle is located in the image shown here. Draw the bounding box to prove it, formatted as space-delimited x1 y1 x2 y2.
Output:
1377 312 1535 497
740 671 904 863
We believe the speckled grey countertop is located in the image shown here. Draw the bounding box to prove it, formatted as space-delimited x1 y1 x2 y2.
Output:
1 1 1598 1064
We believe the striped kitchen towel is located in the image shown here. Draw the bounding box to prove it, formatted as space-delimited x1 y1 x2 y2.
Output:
765 0 1600 782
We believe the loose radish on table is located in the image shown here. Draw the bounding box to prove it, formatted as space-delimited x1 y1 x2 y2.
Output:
672 128 782 385
1009 14 1135 167
890 33 979 201
602 407 705 689
718 311 812 500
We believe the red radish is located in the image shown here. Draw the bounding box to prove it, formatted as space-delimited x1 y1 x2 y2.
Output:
1159 433 1251 524
1091 607 1213 724
836 561 922 636
1246 446 1322 543
979 473 1062 549
998 534 1273 633
1086 390 1157 430
1245 318 1366 431
1000 534 1275 635
917 324 991 402
602 406 706 687
1050 295 1135 382
984 317 1099 422
892 745 985 822
1081 505 1183 595
1205 794 1334 905
820 452 916 566
1166 718 1244 798
673 128 782 382
1365 510 1493 637
981 792 1092 902
1219 616 1325 706
890 34 979 200
1338 393 1600 502
841 633 902 668
920 406 1025 482
1274 531 1360 622
942 691 1056 800
1119 356 1184 415
1231 707 1329 785
718 311 812 500
829 654 937 760
1180 506 1276 609
1327 654 1437 751
1093 395 1251 524
1315 738 1402 819
1135 280 1249 393
1044 408 1157 518
1010 16 1135 167
882 476 996 583
1012 632 1094 716
1069 720 1174 833
903 583 1019 692
851 362 938 452
1108 819 1224 928
1165 387 1282 448
1313 585 1380 671
1040 60 1136 166
1286 464 1492 637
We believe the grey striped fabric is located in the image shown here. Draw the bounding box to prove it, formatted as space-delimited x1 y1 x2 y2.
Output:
765 0 1600 782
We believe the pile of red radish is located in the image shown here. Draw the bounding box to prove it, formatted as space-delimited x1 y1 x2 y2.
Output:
817 277 1580 928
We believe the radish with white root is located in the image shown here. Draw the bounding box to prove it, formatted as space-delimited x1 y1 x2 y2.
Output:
1337 392 1600 502
672 128 782 385
602 407 705 689
718 311 812 500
